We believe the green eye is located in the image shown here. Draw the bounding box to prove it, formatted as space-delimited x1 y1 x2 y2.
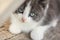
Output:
15 8 23 14
18 8 23 13
29 12 36 17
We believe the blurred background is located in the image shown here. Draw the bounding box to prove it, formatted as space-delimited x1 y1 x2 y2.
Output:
0 0 13 27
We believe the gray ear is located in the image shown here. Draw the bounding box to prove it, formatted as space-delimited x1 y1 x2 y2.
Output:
38 0 49 8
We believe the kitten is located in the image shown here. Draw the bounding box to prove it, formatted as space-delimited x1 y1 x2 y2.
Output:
9 0 60 40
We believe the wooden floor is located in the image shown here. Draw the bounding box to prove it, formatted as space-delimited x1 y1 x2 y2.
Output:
0 19 60 40
0 19 31 40
0 30 31 40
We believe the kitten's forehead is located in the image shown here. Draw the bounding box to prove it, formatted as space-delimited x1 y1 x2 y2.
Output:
23 1 31 17
15 0 48 13
25 0 48 12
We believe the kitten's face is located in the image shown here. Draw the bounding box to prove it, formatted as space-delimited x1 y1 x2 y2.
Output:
14 0 48 26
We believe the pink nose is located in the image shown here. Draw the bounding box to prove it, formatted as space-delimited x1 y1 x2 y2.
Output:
21 18 26 22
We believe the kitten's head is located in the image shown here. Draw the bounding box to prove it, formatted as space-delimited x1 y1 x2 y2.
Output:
14 0 49 26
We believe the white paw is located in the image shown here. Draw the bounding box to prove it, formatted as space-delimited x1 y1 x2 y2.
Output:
30 26 50 40
9 24 22 34
31 31 43 40
30 27 45 40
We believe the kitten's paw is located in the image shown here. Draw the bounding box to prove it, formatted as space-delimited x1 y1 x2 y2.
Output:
30 27 44 40
9 24 22 34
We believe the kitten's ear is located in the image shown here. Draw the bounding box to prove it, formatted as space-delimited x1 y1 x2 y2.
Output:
38 0 49 8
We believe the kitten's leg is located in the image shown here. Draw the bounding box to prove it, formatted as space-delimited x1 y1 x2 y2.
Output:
30 26 50 40
9 23 22 34
9 14 22 34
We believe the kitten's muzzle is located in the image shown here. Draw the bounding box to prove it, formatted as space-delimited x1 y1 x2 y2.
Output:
21 17 26 23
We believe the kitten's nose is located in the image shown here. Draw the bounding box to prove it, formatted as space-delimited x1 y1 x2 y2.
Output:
21 17 26 23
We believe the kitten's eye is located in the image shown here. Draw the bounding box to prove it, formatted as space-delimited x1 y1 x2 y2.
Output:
18 8 23 13
29 12 36 17
15 8 24 14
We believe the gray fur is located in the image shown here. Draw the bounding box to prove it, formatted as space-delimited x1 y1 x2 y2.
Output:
14 0 60 25
9 0 60 39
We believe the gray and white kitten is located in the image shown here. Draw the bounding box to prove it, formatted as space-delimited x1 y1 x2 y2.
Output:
9 0 60 40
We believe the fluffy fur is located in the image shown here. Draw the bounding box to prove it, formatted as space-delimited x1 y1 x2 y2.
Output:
9 0 60 40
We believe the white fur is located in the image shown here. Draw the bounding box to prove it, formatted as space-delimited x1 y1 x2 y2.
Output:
9 1 37 34
44 3 49 15
9 13 22 34
51 19 58 27
31 25 51 40
31 19 58 40
9 1 58 40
